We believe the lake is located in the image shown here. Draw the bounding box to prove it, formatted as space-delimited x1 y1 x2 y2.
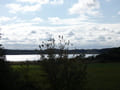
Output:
6 54 98 61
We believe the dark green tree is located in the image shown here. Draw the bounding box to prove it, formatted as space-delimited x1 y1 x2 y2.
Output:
95 47 120 62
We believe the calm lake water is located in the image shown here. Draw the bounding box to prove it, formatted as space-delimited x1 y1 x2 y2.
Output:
6 54 98 61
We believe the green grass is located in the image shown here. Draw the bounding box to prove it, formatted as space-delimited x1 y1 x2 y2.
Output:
12 65 50 89
87 63 120 90
12 63 120 90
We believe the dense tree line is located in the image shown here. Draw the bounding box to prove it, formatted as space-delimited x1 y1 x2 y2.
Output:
94 47 120 62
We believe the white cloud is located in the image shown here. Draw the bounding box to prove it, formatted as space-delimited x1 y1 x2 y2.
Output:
50 0 64 5
48 16 88 25
6 3 41 13
32 17 43 22
105 0 111 2
6 0 64 13
0 16 11 22
48 17 61 24
0 16 17 23
69 0 101 16
6 4 21 13
1 21 120 49
118 11 120 15
16 0 49 4
17 0 64 5
2 0 120 50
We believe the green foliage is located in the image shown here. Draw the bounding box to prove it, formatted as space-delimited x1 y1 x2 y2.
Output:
95 47 120 62
42 58 87 90
39 35 87 90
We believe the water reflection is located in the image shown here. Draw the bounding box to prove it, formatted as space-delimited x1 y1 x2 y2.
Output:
6 54 98 61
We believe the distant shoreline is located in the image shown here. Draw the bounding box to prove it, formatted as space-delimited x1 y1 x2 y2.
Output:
5 48 111 55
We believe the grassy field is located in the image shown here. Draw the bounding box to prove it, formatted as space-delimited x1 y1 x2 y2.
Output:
12 63 120 90
87 63 120 90
12 64 51 89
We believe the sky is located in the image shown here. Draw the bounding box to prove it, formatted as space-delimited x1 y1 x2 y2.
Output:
0 0 120 50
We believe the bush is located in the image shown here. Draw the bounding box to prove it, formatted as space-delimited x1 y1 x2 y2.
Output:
39 36 87 90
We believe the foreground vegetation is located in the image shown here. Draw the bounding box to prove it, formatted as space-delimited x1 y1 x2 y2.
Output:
1 35 120 90
1 35 88 90
11 63 120 90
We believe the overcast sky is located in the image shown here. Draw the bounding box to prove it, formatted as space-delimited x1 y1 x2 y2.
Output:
0 0 120 49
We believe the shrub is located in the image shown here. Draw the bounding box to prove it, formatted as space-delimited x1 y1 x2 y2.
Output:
39 35 87 90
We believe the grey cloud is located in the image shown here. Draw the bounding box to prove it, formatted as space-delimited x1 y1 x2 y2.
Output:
45 32 52 38
31 31 36 34
87 0 97 7
107 37 112 40
87 39 97 42
4 44 38 50
117 31 120 34
75 43 112 49
39 32 52 41
67 31 74 37
91 26 98 31
2 37 9 40
98 36 106 41
101 27 108 31
75 37 83 40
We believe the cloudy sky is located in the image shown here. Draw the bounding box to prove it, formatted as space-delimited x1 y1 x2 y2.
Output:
0 0 120 49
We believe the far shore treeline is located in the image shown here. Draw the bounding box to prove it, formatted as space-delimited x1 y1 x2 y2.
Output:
5 48 111 55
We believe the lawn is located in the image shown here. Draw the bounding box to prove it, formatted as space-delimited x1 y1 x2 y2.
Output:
12 63 120 90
